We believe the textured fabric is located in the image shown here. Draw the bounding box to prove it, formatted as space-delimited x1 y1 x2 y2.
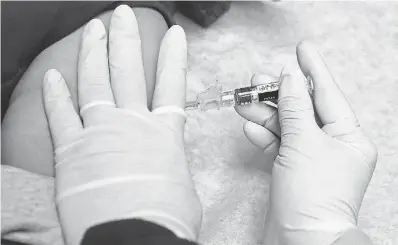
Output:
178 2 398 245
1 165 62 245
2 2 397 245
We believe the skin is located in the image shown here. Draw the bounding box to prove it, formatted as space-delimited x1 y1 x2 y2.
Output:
1 8 169 176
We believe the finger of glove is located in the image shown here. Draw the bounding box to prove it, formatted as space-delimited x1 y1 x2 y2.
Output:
244 121 280 153
43 69 83 149
235 73 280 137
278 67 317 136
109 5 148 111
296 41 360 137
152 25 187 134
78 19 115 125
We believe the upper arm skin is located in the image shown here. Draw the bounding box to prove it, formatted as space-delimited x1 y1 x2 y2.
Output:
1 8 169 176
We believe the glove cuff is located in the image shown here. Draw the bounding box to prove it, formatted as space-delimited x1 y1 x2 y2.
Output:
56 179 202 245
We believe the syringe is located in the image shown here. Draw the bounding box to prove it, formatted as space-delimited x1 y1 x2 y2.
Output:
185 75 313 111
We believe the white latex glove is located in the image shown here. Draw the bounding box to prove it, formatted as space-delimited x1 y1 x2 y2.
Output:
42 5 201 245
236 41 377 245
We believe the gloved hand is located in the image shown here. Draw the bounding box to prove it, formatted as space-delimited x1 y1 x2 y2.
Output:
42 5 201 245
236 41 378 245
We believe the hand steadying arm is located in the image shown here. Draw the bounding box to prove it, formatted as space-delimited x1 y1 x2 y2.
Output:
43 5 202 245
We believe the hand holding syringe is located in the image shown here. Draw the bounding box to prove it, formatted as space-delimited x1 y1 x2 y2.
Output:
185 73 314 111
